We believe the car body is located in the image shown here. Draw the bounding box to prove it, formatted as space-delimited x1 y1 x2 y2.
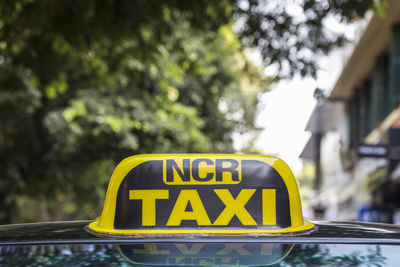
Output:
1 220 400 266
2 220 400 246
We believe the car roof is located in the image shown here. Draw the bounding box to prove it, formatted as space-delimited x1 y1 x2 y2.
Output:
1 220 400 246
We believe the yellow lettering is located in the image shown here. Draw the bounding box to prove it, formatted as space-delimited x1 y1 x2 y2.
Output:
216 244 251 256
175 244 204 255
213 189 256 225
215 257 240 265
260 244 274 256
195 258 214 265
167 257 193 265
133 244 170 255
167 257 238 265
262 189 276 225
163 158 241 185
129 190 169 226
167 190 211 226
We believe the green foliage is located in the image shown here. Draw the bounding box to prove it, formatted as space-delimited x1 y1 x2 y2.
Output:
0 0 266 223
234 0 375 77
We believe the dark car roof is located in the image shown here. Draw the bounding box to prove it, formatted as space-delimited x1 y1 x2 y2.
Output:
1 220 400 246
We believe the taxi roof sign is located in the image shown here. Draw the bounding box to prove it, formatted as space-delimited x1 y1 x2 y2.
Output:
88 154 314 236
117 242 294 266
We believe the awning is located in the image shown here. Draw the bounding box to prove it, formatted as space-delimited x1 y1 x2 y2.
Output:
300 102 345 160
299 135 316 160
329 0 400 100
304 102 345 134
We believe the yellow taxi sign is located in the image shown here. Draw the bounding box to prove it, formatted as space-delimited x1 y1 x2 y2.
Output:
88 154 314 236
117 242 293 266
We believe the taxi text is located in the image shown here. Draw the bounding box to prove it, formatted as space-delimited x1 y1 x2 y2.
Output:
129 189 276 226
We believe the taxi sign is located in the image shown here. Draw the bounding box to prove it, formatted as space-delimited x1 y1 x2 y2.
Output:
117 242 293 266
88 154 314 236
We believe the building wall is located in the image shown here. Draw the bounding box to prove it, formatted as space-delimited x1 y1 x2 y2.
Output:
320 22 400 222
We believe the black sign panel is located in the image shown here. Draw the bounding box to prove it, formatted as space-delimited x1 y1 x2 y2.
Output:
114 160 291 230
357 145 388 158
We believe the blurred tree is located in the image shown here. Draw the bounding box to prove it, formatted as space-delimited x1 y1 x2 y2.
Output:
0 0 269 223
234 0 378 77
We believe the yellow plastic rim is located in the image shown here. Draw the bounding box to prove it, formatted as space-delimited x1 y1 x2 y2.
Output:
88 220 314 236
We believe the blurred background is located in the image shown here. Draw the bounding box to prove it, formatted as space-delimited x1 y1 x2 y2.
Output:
0 0 396 224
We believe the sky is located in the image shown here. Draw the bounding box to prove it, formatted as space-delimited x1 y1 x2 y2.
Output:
232 45 346 174
249 45 354 174
233 8 372 174
253 45 350 173
255 77 316 173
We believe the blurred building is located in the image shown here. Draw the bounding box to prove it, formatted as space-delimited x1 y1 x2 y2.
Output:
301 1 400 222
